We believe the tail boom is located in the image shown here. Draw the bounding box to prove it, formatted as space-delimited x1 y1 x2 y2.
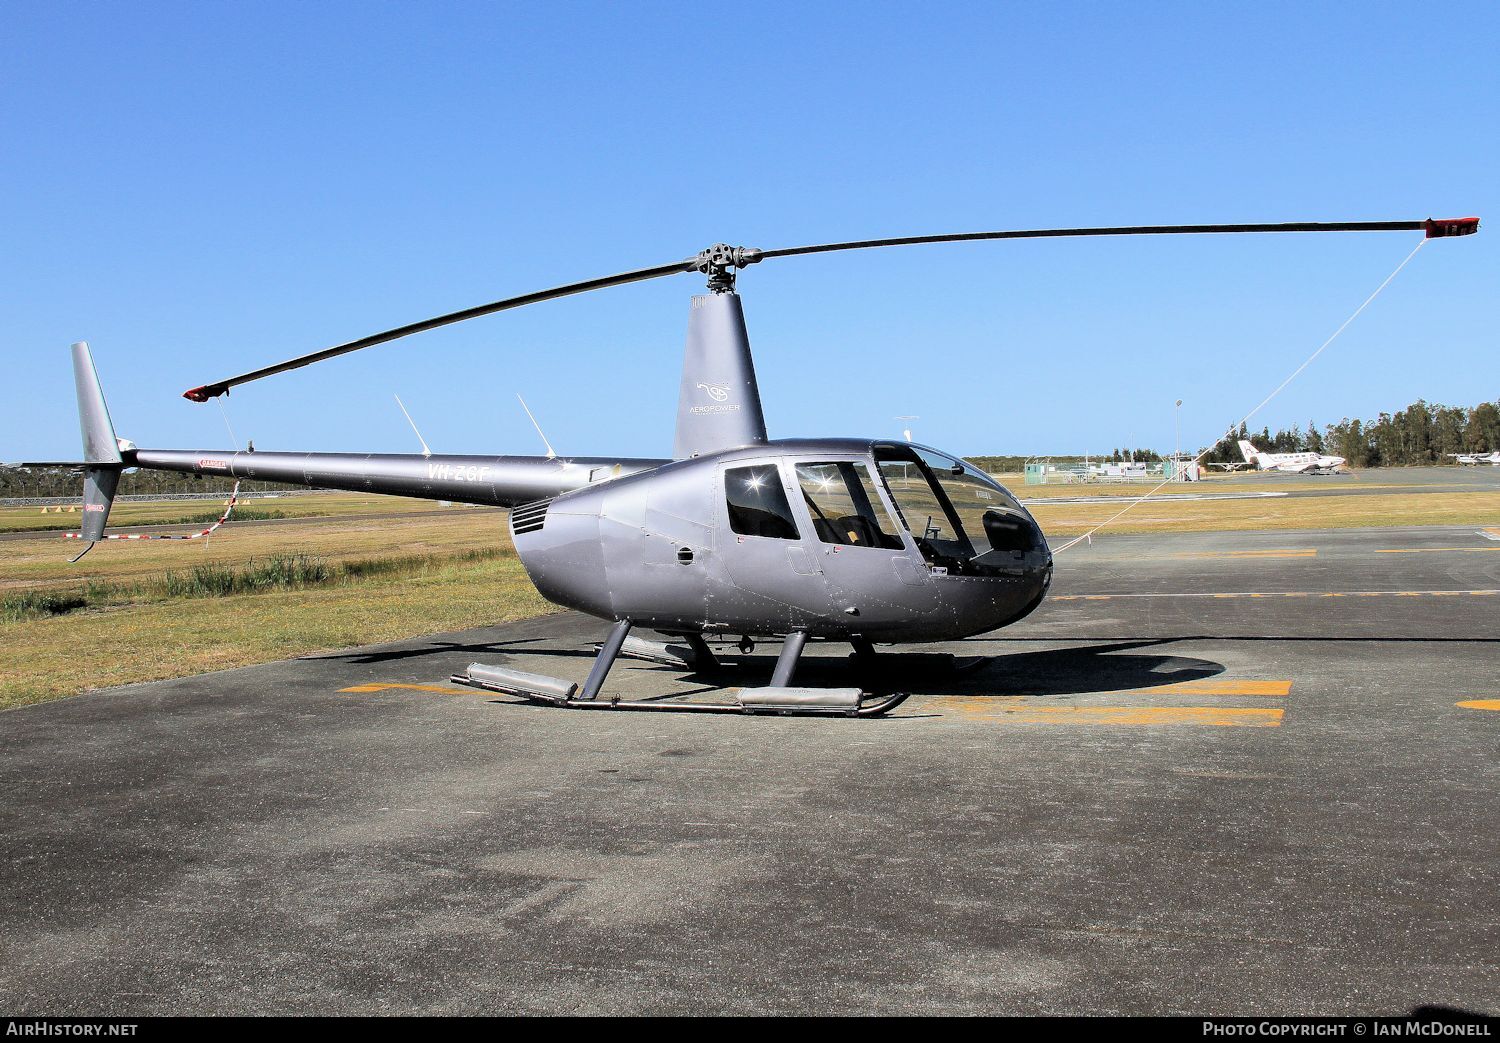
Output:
127 449 667 508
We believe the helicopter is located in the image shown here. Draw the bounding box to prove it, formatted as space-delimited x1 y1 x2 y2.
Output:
42 218 1479 716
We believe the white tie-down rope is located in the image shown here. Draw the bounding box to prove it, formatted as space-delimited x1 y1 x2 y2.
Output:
215 397 242 451
1051 237 1428 555
64 482 242 544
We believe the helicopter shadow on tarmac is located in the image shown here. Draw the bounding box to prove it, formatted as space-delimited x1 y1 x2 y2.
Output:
306 636 552 666
461 637 1225 701
699 638 1225 699
306 633 1223 701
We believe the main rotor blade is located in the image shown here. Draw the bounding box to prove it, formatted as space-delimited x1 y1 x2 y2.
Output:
756 218 1477 262
183 256 698 401
183 216 1476 402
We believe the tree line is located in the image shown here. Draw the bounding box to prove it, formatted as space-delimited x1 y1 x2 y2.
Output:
1200 398 1500 468
0 467 302 500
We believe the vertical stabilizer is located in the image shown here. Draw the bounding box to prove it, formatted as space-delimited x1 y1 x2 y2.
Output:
673 293 768 460
1237 439 1260 465
74 341 122 465
71 342 124 545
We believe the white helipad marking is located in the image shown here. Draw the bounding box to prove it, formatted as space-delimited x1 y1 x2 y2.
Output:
1478 529 1500 542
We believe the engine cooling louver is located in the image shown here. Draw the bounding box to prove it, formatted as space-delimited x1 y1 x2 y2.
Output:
509 498 552 536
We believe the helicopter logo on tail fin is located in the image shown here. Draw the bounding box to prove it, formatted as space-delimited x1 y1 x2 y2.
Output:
697 382 730 402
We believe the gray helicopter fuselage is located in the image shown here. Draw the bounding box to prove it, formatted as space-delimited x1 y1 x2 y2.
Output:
511 437 1052 642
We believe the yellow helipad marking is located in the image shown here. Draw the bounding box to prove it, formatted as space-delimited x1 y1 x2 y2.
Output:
1150 679 1290 696
1457 700 1500 712
927 700 1284 727
1375 547 1500 554
339 683 468 694
1173 549 1317 559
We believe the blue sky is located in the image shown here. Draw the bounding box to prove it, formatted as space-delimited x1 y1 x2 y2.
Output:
3 1 1495 461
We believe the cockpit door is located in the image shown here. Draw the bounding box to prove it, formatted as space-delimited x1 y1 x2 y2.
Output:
788 459 943 624
716 461 828 627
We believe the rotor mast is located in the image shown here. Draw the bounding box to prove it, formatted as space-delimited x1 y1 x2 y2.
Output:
691 243 764 294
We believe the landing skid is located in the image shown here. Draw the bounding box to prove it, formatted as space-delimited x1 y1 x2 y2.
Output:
451 621 910 718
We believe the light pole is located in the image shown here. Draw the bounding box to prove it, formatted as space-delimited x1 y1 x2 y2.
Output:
1174 399 1183 480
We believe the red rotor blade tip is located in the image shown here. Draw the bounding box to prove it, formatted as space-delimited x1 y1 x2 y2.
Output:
183 385 215 402
1424 217 1480 238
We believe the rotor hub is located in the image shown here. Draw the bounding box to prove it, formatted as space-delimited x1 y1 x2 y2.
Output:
693 244 763 293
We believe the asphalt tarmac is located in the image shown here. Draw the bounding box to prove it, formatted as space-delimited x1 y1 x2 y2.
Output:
1 523 1496 1015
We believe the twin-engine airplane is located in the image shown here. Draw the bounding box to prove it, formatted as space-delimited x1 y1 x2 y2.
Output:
42 218 1478 716
1234 439 1349 475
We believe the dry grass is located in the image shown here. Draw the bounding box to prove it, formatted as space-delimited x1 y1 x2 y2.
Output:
999 475 1476 499
0 552 550 711
0 501 540 710
0 491 448 533
1030 491 1500 535
1 507 507 592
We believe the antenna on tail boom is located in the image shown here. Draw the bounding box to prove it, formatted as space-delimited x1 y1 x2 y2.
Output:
394 394 433 458
516 394 559 461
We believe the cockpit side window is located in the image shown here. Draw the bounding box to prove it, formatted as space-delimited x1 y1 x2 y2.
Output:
795 462 904 549
725 464 800 540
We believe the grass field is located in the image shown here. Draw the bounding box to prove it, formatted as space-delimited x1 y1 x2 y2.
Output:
1027 491 1500 535
0 497 531 710
2 481 1497 711
994 474 1489 499
0 551 549 710
0 502 505 592
0 491 442 532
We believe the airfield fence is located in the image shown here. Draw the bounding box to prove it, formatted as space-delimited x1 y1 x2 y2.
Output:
1 490 327 508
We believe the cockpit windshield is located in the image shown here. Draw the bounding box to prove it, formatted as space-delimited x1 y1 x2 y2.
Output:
873 445 1032 570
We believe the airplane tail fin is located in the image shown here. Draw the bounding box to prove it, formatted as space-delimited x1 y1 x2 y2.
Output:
1237 439 1260 465
70 341 125 548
